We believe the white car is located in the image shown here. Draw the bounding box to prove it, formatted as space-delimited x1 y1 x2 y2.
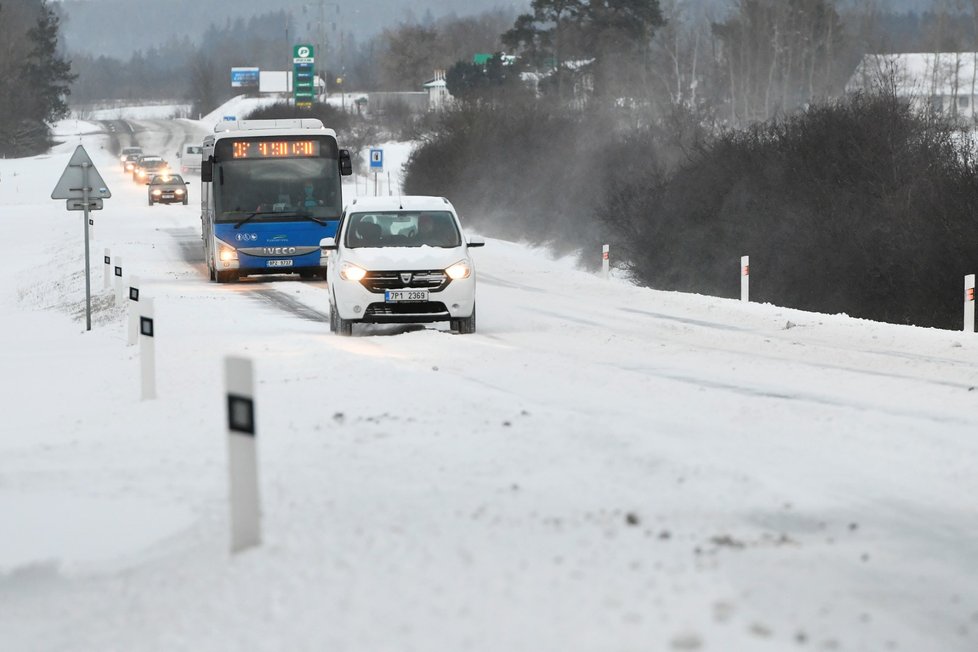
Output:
321 196 484 335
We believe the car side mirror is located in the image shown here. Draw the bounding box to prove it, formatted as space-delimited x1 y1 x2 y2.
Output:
338 149 353 176
467 236 485 248
145 182 150 186
320 237 337 250
185 181 190 185
201 156 213 182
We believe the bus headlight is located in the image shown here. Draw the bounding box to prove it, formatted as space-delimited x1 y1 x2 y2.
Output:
445 260 471 280
217 241 237 262
339 262 367 282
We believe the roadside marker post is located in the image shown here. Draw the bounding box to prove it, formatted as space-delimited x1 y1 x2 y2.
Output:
602 244 610 280
127 276 140 346
225 356 261 553
103 249 112 290
965 274 975 333
741 255 750 303
139 298 156 400
113 256 124 304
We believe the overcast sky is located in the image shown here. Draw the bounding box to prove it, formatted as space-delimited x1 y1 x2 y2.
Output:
56 0 939 59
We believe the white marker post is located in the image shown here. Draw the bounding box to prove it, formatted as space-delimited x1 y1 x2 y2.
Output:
113 255 124 304
103 249 112 291
139 298 156 400
965 274 975 333
602 244 610 280
127 276 140 346
741 255 750 303
225 356 261 553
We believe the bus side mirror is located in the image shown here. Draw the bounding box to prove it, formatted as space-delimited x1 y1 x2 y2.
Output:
320 237 337 250
201 156 213 182
338 149 353 176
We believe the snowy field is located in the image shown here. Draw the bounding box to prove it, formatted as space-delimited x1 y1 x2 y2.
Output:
1 118 978 651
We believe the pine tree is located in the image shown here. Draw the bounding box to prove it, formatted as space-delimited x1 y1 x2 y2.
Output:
22 1 76 123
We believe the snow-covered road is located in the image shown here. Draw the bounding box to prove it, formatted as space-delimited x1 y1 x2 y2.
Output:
2 120 978 651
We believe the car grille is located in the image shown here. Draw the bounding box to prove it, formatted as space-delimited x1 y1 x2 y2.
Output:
360 270 449 293
364 301 450 321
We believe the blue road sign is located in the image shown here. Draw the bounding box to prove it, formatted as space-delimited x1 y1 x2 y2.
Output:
369 148 384 171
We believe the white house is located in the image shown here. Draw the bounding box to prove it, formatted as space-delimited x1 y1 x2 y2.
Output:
847 52 978 120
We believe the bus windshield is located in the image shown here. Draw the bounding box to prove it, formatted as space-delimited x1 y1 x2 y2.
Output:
214 139 341 223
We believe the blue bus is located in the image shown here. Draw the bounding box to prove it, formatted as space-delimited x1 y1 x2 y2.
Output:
200 119 352 282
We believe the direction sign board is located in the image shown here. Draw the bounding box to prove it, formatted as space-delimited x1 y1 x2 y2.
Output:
51 145 111 200
369 148 384 173
67 198 103 211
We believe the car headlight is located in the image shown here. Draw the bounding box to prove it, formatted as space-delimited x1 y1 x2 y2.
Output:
339 262 367 282
138 170 146 177
445 260 471 280
175 189 185 195
151 189 162 196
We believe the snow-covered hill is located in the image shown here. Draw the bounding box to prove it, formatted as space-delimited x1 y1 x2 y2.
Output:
1 119 977 651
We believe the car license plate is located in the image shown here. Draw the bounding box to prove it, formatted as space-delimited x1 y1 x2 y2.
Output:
267 259 293 268
385 289 428 302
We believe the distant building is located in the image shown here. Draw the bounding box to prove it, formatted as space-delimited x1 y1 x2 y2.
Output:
847 53 978 121
423 69 452 111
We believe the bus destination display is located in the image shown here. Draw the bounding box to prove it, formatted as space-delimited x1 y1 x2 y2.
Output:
231 140 321 159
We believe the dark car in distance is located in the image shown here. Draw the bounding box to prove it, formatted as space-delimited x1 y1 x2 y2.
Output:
133 155 169 183
147 173 189 206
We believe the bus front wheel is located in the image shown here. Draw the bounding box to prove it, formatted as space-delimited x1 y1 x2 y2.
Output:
216 270 238 283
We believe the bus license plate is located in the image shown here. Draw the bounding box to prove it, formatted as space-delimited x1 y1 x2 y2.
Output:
267 259 293 267
385 290 428 302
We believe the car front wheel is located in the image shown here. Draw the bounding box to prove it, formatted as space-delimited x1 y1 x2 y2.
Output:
330 300 352 336
452 304 476 334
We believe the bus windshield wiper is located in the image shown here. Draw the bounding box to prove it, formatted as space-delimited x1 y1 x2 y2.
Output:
295 210 328 226
231 209 328 229
232 211 273 229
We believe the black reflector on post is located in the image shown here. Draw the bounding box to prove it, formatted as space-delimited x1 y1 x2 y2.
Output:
227 394 255 436
140 316 154 337
114 266 122 277
129 287 139 302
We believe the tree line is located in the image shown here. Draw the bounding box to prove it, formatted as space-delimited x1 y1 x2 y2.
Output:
403 0 978 329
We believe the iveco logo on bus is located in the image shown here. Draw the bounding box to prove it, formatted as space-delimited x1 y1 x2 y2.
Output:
262 246 298 255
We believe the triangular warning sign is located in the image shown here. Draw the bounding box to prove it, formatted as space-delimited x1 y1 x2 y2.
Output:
51 145 112 200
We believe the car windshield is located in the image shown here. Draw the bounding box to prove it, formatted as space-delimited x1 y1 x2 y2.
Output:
151 175 183 185
345 211 461 248
185 146 202 155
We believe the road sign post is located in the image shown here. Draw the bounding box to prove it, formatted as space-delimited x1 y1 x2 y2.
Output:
602 244 610 280
51 145 111 331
